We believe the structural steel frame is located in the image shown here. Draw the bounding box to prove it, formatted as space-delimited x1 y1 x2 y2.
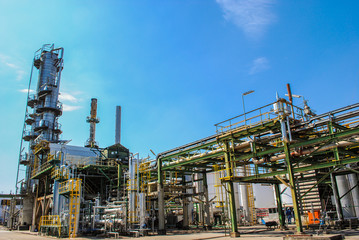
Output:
156 100 359 236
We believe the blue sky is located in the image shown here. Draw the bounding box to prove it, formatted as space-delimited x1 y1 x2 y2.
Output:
0 0 358 193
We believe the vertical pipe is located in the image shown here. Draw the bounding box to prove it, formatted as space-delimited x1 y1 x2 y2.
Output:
117 164 122 201
115 106 121 144
283 142 303 233
286 116 292 142
202 172 211 229
286 83 295 119
240 167 249 223
31 184 39 231
280 119 288 142
274 184 285 229
129 155 137 228
242 95 246 125
157 157 166 235
182 175 189 229
223 141 240 237
330 173 344 221
286 84 293 104
328 121 350 219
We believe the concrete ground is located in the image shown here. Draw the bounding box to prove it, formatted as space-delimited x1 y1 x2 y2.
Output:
0 226 358 240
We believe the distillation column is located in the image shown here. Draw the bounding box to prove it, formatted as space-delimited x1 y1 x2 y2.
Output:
85 98 100 148
17 44 64 228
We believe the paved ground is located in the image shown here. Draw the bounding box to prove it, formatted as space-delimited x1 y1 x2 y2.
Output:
0 226 358 240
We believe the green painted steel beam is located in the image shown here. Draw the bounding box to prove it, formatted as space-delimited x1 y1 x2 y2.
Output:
160 121 280 161
162 152 224 170
160 141 221 161
234 127 359 162
230 156 359 182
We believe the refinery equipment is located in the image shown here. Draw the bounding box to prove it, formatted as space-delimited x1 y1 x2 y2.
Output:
85 98 100 148
6 45 359 238
154 93 359 237
15 44 64 230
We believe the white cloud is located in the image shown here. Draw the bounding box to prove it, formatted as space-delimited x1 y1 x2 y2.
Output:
216 0 276 39
59 92 79 103
18 89 35 93
249 57 269 75
0 54 27 81
63 104 82 112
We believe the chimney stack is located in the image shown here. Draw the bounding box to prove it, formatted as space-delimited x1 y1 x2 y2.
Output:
115 106 121 144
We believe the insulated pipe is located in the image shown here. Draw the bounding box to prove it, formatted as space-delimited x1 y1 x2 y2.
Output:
240 182 249 223
128 156 136 228
167 136 359 166
253 137 359 164
158 102 359 160
167 141 251 166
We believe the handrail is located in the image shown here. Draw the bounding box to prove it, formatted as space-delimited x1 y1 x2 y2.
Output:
215 99 305 134
40 215 61 236
59 179 81 194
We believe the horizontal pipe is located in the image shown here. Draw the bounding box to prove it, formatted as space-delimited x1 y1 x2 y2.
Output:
253 137 359 164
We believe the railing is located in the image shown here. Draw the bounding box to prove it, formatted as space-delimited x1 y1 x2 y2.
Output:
51 166 69 180
34 141 50 153
27 94 37 106
38 83 54 93
215 100 305 134
59 179 81 194
94 158 118 167
31 161 52 178
35 44 55 58
54 122 62 131
217 164 273 181
36 101 63 112
23 130 39 139
39 215 61 236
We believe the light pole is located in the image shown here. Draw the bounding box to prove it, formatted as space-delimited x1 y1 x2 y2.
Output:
285 93 304 105
242 90 255 125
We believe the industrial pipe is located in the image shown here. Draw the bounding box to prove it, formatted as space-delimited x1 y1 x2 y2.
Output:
252 137 359 164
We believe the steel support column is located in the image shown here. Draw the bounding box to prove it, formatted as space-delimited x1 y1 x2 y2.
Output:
202 171 212 229
157 157 166 235
283 142 303 233
117 164 122 200
223 141 240 237
274 184 285 229
330 173 344 221
182 175 189 229
328 122 344 221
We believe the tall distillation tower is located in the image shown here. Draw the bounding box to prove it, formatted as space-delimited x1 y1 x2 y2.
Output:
16 44 64 197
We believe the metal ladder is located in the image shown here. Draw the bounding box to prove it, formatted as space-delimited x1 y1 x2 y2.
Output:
246 183 256 225
59 179 81 238
69 182 81 238
213 165 226 208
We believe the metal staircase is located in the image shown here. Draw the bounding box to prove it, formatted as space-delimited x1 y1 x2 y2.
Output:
295 169 322 213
